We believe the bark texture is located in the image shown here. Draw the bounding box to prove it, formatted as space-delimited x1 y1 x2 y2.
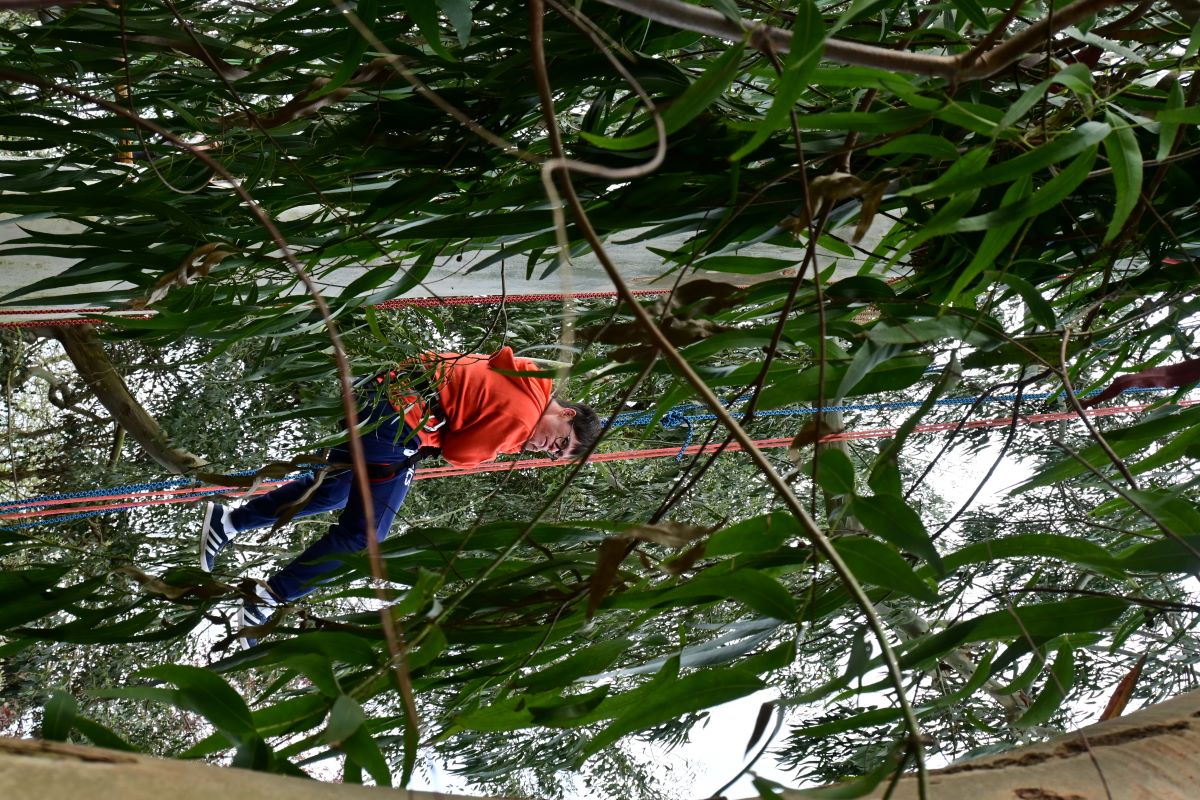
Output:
848 687 1200 800
49 325 207 475
0 736 499 800
4 690 1200 799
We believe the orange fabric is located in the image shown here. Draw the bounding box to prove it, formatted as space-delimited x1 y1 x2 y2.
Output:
392 348 554 469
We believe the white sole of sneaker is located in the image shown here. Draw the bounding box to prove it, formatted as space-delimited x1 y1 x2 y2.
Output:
199 502 218 572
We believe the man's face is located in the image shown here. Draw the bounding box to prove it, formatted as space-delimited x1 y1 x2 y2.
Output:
526 403 578 460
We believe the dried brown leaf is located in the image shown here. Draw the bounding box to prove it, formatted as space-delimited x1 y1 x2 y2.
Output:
133 242 235 309
745 701 777 755
660 541 708 576
1081 357 1200 408
625 521 712 547
587 538 632 619
853 181 889 244
788 416 841 460
1099 653 1147 721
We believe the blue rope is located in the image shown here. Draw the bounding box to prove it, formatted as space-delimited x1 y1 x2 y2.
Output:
607 386 1176 460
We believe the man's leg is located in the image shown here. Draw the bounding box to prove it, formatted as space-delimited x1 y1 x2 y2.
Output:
201 393 418 571
266 461 416 601
229 468 354 532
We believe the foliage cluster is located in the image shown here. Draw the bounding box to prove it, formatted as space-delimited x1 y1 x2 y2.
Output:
3 0 1200 797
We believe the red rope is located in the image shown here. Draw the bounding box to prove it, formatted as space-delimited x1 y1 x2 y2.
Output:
4 399 1190 522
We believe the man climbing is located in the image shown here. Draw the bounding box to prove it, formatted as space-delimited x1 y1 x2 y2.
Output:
197 346 601 647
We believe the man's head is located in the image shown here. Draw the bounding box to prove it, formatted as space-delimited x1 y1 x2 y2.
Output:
526 397 601 460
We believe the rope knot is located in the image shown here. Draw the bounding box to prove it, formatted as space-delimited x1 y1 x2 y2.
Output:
661 409 687 429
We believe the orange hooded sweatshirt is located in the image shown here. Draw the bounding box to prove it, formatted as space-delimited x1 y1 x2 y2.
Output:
392 348 553 469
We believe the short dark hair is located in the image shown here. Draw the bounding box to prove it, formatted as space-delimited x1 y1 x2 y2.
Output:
560 399 601 459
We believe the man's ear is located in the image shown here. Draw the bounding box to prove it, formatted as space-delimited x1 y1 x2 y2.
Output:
562 407 577 418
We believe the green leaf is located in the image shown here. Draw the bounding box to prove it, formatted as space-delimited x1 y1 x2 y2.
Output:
1015 647 1076 728
1158 80 1186 161
900 597 1128 668
402 0 454 60
902 121 1109 200
340 726 392 787
663 569 798 621
1017 406 1200 491
707 511 799 556
692 255 799 274
832 536 937 603
993 271 1057 330
579 668 765 761
515 638 632 692
948 147 1098 232
937 534 1119 576
944 175 1032 301
580 44 746 152
850 494 943 572
325 695 367 746
813 448 856 496
1118 535 1200 574
42 690 77 742
71 715 136 751
732 0 825 160
436 0 472 47
997 64 1094 130
1102 110 1143 244
137 665 255 746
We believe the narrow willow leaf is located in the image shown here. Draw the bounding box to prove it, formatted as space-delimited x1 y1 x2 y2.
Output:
340 727 392 787
436 0 472 47
900 597 1128 668
579 668 765 761
832 536 937 603
707 511 800 556
849 494 943 572
945 175 1032 302
1015 648 1076 728
664 569 798 621
137 664 256 746
869 133 961 160
516 638 632 692
580 44 746 152
834 342 902 402
1017 406 1200 491
325 695 367 746
1102 110 1143 243
993 271 1057 330
997 63 1094 130
732 0 825 160
402 0 454 61
1158 81 1186 163
692 255 799 274
71 715 136 751
936 534 1119 577
948 146 1098 232
903 122 1108 200
42 690 77 742
869 352 960 490
813 448 856 496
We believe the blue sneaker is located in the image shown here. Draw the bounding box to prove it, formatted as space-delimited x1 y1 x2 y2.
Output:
237 584 276 649
198 502 237 572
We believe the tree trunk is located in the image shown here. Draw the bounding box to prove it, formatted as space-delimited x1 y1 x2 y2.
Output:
0 736 497 800
4 689 1200 798
851 688 1200 800
49 325 207 475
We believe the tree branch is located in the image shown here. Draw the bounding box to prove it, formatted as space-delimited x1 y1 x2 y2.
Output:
47 325 207 475
592 0 1125 80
